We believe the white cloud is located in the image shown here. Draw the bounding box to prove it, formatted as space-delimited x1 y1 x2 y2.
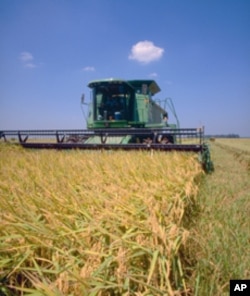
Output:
149 72 158 78
24 63 36 69
129 41 164 64
82 66 95 72
20 51 37 68
20 52 33 62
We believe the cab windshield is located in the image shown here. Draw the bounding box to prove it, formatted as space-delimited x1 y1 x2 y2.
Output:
93 83 133 121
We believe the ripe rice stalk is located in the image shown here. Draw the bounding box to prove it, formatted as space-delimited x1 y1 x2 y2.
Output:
0 145 203 295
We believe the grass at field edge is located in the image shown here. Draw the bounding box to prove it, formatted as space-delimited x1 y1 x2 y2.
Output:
187 141 250 296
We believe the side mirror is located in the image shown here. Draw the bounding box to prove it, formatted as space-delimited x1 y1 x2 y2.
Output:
81 94 85 104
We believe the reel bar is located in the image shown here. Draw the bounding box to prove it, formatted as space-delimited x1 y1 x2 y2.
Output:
19 142 203 152
1 128 203 141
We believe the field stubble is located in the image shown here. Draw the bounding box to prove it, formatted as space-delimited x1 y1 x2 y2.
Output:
189 138 250 296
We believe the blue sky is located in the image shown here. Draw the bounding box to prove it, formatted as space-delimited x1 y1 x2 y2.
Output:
1 0 250 136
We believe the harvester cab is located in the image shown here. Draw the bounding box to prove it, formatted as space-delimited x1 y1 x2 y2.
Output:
85 79 172 129
0 78 214 173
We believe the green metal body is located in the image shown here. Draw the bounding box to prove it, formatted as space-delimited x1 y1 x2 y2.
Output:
87 79 173 129
85 79 176 144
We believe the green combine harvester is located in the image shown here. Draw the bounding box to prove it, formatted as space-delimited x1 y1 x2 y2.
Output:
0 78 213 172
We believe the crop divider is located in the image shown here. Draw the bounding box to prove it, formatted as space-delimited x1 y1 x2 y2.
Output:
56 132 65 143
18 132 28 143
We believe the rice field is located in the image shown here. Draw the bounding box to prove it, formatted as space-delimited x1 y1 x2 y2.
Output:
212 138 250 172
0 144 203 295
214 138 250 152
1 139 249 295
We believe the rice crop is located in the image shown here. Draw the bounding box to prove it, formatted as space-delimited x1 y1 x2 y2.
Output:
213 138 250 172
0 144 203 295
214 138 250 152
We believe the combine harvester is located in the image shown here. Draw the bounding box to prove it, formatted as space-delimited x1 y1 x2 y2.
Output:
0 79 213 172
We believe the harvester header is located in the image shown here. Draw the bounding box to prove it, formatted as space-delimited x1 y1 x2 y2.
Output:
0 78 214 172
